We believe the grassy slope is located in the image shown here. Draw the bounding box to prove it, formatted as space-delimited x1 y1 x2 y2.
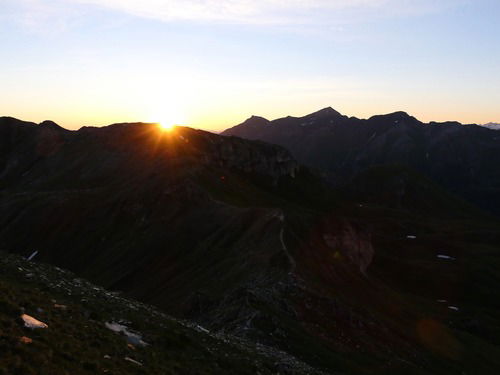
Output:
325 182 500 374
220 164 500 374
3 122 500 374
0 252 329 375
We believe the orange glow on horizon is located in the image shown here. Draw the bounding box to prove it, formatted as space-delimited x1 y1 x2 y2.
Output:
158 122 175 131
149 106 186 132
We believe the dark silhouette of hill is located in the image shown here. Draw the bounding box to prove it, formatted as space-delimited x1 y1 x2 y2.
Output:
223 108 500 216
2 116 500 374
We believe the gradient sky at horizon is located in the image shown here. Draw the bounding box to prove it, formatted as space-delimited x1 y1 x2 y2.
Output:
1 0 499 131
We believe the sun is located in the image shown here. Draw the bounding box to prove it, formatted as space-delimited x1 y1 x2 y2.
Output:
150 109 186 132
159 122 175 131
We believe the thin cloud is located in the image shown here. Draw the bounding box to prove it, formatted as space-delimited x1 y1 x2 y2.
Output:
4 0 467 33
67 0 458 24
69 0 381 23
3 0 88 33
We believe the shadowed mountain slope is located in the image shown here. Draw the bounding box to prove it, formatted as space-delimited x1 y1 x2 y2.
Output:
223 108 500 216
2 116 500 374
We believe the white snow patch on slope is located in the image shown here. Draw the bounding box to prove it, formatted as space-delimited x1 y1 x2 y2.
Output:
105 322 149 347
124 357 143 366
437 254 456 260
27 251 38 261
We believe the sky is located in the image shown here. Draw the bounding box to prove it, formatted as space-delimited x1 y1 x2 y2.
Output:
0 0 499 131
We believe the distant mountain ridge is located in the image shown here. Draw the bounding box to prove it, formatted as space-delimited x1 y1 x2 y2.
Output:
482 122 500 130
223 107 500 215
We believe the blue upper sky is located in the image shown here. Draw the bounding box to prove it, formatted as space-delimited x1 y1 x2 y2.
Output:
1 0 499 130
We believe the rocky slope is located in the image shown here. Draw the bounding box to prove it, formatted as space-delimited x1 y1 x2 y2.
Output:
0 251 327 375
223 108 500 216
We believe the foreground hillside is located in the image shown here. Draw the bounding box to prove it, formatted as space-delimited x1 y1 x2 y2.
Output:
0 251 323 374
223 108 500 216
2 116 500 374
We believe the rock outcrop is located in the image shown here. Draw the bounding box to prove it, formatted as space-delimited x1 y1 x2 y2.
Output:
206 134 298 181
321 220 374 274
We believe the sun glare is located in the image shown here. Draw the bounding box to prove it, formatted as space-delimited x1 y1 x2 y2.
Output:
159 122 175 131
150 108 186 132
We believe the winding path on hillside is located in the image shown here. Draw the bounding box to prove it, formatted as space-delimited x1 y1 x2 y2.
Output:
274 210 296 274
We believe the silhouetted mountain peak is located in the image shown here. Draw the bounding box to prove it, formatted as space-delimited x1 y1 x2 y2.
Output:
306 106 343 119
39 120 67 132
242 115 270 126
429 121 462 127
1 116 21 123
0 116 36 128
368 111 420 125
39 120 58 126
221 115 271 139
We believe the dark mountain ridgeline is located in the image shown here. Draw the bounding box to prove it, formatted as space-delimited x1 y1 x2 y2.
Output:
1 116 500 374
223 108 500 216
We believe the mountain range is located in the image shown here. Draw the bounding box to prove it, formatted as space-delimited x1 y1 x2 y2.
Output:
1 114 500 374
223 108 500 216
482 122 500 130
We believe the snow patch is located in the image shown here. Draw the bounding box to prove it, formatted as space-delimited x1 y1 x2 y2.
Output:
105 322 149 347
300 121 315 126
437 255 456 260
27 251 38 261
448 306 459 311
406 235 417 239
124 357 142 366
196 325 210 334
